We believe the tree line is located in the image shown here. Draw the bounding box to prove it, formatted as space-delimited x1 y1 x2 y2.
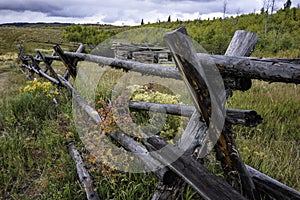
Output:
63 3 299 57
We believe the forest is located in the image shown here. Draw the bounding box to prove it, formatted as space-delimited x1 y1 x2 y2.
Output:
63 4 300 58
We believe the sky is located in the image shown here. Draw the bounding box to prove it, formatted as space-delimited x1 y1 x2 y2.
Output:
0 0 299 25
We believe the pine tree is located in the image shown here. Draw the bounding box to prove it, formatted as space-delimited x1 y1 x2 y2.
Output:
284 0 292 10
167 15 171 22
141 19 144 25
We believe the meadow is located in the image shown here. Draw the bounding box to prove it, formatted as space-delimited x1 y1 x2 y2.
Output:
0 22 299 200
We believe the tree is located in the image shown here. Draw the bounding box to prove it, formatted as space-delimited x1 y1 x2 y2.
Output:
167 15 171 22
262 0 272 36
235 8 242 28
284 0 292 10
223 0 228 19
141 19 144 25
271 0 276 14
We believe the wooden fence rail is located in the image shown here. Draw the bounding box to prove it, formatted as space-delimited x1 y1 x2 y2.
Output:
18 27 300 200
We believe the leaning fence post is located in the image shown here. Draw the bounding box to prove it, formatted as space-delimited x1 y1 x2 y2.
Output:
164 27 260 199
37 50 61 84
161 27 247 199
54 45 78 79
214 30 259 199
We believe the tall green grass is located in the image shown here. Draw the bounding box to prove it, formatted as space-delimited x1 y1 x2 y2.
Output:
2 72 297 199
0 77 85 199
228 80 300 190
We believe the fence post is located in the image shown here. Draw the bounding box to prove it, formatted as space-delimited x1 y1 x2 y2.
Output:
215 30 259 199
54 45 78 79
160 27 248 199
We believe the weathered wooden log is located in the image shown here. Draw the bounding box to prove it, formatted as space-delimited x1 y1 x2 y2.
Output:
19 67 32 80
164 27 259 199
225 108 262 127
215 126 259 199
223 30 254 90
68 142 100 200
57 74 102 123
38 69 60 85
37 50 61 83
129 100 193 117
109 131 180 183
128 101 262 127
253 57 300 64
104 113 299 200
225 30 258 57
54 45 78 79
201 53 300 84
64 51 252 91
23 52 300 80
20 63 60 84
217 29 258 199
164 27 214 126
164 26 229 158
76 43 86 54
64 43 86 80
145 135 246 200
246 165 300 200
63 51 300 84
163 27 257 199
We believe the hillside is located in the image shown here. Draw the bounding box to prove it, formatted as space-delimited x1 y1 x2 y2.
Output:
63 7 300 58
0 25 76 55
1 7 299 58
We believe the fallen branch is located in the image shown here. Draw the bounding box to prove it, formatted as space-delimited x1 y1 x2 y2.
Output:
68 142 100 200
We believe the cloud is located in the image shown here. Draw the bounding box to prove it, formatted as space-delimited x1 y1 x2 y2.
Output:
0 0 299 25
0 1 60 13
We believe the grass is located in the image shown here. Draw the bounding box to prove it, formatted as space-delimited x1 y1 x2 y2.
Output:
0 26 78 55
0 79 85 199
228 81 300 190
0 54 161 200
0 25 299 199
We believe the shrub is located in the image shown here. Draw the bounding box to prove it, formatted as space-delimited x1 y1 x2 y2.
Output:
10 79 60 131
130 83 182 141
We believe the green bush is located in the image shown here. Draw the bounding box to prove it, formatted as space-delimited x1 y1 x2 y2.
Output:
130 83 182 141
10 80 59 131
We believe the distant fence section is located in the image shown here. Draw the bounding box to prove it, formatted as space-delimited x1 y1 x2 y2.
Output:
18 27 300 200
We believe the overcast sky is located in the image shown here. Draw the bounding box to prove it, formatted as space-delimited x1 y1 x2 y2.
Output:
0 0 299 25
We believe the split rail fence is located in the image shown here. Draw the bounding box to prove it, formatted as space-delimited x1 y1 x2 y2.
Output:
18 27 300 200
